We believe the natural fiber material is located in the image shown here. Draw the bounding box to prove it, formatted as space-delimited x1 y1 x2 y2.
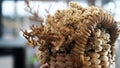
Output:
22 2 119 68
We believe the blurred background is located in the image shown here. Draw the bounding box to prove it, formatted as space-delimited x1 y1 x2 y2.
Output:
0 0 120 68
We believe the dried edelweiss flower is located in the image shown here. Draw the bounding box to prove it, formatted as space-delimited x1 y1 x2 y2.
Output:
102 44 111 52
86 26 111 52
94 29 101 37
93 45 103 52
92 38 103 52
94 39 103 46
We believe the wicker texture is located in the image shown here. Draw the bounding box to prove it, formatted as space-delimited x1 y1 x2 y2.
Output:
48 54 73 68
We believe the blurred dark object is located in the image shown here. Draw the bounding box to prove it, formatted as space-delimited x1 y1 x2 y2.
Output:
0 47 25 68
87 0 96 6
102 0 113 6
0 0 3 38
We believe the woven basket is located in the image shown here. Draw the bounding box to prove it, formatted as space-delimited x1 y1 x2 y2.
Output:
22 2 119 68
38 13 118 68
69 9 118 68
